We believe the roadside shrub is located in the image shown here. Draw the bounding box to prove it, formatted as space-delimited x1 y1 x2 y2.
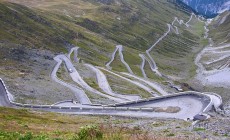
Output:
193 127 206 131
73 125 103 140
0 131 49 140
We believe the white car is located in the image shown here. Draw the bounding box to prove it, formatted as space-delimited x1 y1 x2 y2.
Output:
68 68 73 73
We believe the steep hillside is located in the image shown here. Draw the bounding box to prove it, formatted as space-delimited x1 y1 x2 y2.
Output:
0 1 230 139
209 11 230 44
0 0 206 104
189 11 230 106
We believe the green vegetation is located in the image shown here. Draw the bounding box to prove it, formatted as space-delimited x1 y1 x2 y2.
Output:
74 125 103 140
102 69 152 98
151 16 208 80
0 0 210 104
209 11 230 44
0 0 196 83
0 107 184 140
193 127 206 131
167 133 175 137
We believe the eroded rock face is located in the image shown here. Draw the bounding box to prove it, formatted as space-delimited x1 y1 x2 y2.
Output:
180 0 230 18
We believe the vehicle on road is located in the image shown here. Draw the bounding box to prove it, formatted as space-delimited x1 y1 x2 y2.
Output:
68 68 73 73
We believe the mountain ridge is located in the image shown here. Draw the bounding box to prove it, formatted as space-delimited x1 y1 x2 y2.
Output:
180 0 230 18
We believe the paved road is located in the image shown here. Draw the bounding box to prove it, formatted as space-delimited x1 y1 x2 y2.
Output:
0 80 13 107
205 93 222 110
67 47 79 63
0 13 223 120
98 67 155 94
106 45 134 74
119 94 210 119
57 55 126 103
117 45 134 74
205 43 230 51
66 47 140 102
105 46 119 69
52 56 91 104
85 64 140 101
145 24 171 77
185 13 195 26
195 21 230 88
121 73 168 96
139 54 147 78
144 13 196 78
0 78 222 120
139 54 161 77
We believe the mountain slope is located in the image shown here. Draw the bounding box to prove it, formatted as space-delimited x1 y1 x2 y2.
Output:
0 0 205 104
209 11 230 44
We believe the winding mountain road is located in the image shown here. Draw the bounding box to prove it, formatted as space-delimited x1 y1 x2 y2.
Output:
195 20 230 87
67 47 79 63
0 79 13 107
52 56 91 104
85 64 140 101
98 67 155 94
106 45 133 74
0 80 222 120
185 13 195 26
139 54 161 77
121 73 168 96
106 46 119 69
144 13 197 78
0 13 224 121
139 54 147 78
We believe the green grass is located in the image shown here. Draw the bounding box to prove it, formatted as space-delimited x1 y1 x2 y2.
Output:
101 69 152 98
193 127 206 131
191 21 205 37
209 11 230 44
0 0 215 106
148 17 208 80
0 0 194 80
0 107 184 140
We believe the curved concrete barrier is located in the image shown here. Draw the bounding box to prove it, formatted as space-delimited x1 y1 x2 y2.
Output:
203 92 223 111
103 107 116 110
0 78 222 120
61 106 71 109
52 100 74 106
50 106 61 109
39 105 51 108
129 107 141 111
141 108 153 112
115 107 128 111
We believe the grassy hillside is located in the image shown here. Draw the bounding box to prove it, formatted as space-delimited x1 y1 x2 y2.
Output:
0 106 210 139
0 107 229 139
209 11 230 44
0 0 205 103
